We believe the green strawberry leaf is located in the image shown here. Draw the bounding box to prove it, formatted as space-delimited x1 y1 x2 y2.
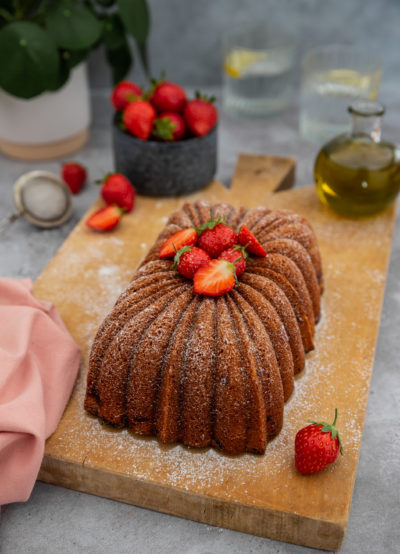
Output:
173 245 193 269
0 21 59 98
152 116 175 140
307 408 343 455
45 1 102 51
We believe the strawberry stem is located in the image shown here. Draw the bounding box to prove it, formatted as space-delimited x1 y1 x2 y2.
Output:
308 408 343 455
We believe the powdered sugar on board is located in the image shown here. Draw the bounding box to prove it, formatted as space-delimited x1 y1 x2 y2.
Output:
36 194 395 516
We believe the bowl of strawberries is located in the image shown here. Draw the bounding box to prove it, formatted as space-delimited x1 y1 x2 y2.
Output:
111 78 218 197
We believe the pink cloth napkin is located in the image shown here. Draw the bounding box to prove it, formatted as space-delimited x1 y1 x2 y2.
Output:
0 278 80 507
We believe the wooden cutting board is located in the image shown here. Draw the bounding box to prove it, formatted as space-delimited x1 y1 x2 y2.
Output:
34 154 396 551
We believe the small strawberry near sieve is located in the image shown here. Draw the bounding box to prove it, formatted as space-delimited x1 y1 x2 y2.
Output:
0 170 73 236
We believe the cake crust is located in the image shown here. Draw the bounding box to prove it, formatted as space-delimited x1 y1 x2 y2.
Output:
85 201 323 455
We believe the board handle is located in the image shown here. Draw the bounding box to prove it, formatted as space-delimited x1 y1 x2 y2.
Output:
230 153 296 197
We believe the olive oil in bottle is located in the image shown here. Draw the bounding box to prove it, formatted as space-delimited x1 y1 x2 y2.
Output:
314 100 400 216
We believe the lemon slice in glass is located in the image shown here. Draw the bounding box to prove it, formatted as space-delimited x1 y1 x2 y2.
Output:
322 69 372 92
224 49 268 79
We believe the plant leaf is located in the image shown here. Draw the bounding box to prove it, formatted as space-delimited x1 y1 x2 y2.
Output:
117 0 150 44
45 0 102 51
0 21 59 98
103 14 132 84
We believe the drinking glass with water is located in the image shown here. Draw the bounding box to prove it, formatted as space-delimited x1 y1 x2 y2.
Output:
222 22 297 118
299 45 382 145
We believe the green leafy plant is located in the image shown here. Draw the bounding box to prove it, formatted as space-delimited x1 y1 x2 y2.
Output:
0 0 150 99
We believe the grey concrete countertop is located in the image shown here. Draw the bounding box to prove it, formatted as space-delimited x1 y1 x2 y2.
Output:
0 87 399 554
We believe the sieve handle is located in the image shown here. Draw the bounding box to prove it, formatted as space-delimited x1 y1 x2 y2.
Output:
0 212 21 238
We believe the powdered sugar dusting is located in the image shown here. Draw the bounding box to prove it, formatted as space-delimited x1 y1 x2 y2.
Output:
42 199 393 516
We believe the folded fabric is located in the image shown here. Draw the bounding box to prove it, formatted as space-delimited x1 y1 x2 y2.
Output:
0 278 80 507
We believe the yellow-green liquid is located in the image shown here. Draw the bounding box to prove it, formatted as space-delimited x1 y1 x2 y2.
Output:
314 136 400 216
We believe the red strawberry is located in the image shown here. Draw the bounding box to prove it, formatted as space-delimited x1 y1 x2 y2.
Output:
151 81 187 113
193 259 238 297
184 92 218 137
123 100 156 140
86 205 123 232
159 228 198 258
174 246 211 279
100 173 135 213
295 409 343 475
152 112 186 141
197 214 237 258
237 225 267 257
61 162 87 194
111 81 143 111
219 245 248 276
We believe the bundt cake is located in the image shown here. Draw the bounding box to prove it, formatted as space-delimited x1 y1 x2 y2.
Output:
85 201 323 455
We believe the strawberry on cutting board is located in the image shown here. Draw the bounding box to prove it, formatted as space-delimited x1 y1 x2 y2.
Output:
123 99 156 140
61 162 87 194
159 228 198 258
111 80 143 111
99 173 135 213
193 258 238 297
237 225 267 257
86 205 123 232
184 92 218 137
295 409 343 475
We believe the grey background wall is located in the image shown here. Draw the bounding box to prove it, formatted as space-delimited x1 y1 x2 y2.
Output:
88 0 400 89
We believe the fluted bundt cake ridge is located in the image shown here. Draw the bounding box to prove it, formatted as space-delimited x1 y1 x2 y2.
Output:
85 200 323 455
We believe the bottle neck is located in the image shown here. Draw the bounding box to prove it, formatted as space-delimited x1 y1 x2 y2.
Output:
348 100 385 143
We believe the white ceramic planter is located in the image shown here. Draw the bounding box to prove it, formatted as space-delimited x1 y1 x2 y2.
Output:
0 64 91 160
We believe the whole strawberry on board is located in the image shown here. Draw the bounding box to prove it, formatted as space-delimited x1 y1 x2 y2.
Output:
184 92 218 137
151 80 187 113
295 409 343 475
86 205 123 232
98 173 135 213
111 81 143 111
197 214 237 258
123 99 156 140
61 162 87 195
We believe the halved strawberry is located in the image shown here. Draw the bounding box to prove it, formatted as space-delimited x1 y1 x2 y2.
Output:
219 245 247 276
193 259 237 297
173 246 211 279
237 225 267 256
86 205 123 232
159 228 197 258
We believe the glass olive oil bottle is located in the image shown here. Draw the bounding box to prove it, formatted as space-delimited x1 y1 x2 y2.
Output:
314 100 400 216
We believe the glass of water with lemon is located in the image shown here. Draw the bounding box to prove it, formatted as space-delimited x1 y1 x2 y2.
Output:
222 23 297 117
299 45 382 145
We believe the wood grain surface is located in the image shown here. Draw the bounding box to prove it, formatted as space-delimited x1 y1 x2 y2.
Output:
34 154 396 551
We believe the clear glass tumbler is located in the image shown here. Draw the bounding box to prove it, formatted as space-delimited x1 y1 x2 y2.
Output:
222 22 297 118
299 45 382 145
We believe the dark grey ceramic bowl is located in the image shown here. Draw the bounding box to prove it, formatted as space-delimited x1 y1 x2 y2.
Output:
112 122 217 196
